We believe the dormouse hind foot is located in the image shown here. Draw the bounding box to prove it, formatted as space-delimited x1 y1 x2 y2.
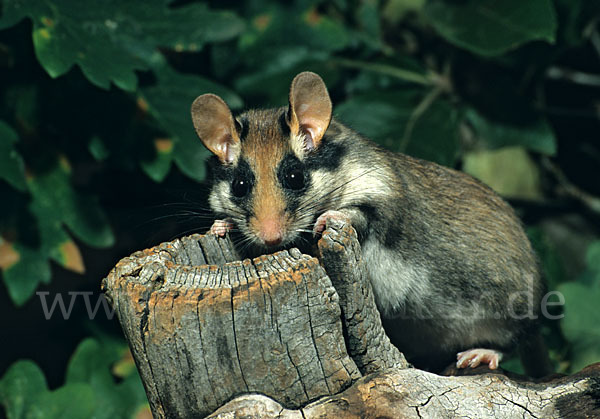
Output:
313 210 351 236
209 219 233 237
456 348 503 370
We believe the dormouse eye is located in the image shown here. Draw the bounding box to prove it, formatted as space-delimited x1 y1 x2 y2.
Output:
231 176 250 198
284 169 305 190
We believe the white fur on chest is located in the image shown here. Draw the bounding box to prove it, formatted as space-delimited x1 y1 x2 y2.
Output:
361 237 432 318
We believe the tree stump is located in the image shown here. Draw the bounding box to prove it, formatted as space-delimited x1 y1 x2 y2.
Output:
102 222 600 419
102 231 363 418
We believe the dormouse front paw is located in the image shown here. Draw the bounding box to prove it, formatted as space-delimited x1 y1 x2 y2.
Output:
456 348 503 370
313 210 351 236
209 219 233 237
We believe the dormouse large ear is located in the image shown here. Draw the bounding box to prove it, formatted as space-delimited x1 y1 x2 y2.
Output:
287 72 332 152
191 94 240 164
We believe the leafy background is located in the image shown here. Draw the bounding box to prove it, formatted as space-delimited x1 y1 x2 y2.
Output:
1 0 599 417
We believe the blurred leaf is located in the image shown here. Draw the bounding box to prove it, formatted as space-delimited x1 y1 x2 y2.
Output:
527 228 566 292
499 356 524 375
0 361 47 419
240 5 350 56
0 121 26 191
57 240 85 274
0 155 115 304
585 241 600 276
0 239 51 307
27 384 96 419
356 0 382 45
336 89 459 166
65 338 147 419
559 282 600 372
383 0 426 24
0 1 243 90
111 350 137 379
140 65 242 181
140 138 174 182
405 98 459 167
465 108 557 155
130 2 245 52
0 359 96 419
337 90 418 143
0 0 146 90
27 157 114 248
237 2 352 94
554 0 600 46
0 339 147 419
5 85 39 135
235 47 333 103
88 136 110 161
462 147 542 199
423 0 557 56
579 240 600 287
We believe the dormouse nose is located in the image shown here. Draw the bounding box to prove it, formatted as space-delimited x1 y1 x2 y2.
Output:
258 218 283 246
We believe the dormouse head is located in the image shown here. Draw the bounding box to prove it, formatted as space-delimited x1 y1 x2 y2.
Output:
191 72 334 252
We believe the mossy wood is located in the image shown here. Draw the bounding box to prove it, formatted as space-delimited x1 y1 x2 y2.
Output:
102 222 600 419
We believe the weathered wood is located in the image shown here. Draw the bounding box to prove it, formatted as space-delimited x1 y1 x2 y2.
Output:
318 219 409 373
208 364 600 418
103 227 600 419
102 233 361 418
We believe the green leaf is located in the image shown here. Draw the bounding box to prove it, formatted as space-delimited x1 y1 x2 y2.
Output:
337 91 410 142
240 5 350 55
235 47 333 103
88 136 110 161
0 1 243 90
423 0 557 56
336 89 459 166
383 0 426 24
233 3 356 103
27 158 114 248
66 338 121 384
0 339 147 419
559 282 600 372
499 356 524 375
27 384 96 419
65 338 147 419
0 121 27 191
527 228 566 292
0 361 48 419
462 147 542 199
405 99 459 167
554 0 600 46
585 241 600 277
1 155 113 305
140 65 242 181
1 240 51 307
30 1 146 90
465 108 557 155
355 0 383 46
140 138 174 182
127 2 245 52
4 85 39 135
578 240 600 288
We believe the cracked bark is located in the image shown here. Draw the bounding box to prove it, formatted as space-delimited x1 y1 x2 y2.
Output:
102 225 600 419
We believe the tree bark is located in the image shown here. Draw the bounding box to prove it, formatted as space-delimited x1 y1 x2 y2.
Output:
207 364 600 418
102 224 600 419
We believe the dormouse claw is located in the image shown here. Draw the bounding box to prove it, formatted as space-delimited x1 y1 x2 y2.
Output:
209 219 233 237
313 210 351 236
